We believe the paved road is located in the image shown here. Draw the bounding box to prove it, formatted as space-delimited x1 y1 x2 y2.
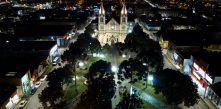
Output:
14 81 48 109
24 81 48 109
163 54 177 70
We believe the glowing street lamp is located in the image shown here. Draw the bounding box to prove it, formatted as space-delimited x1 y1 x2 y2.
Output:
122 54 126 58
111 65 118 72
98 53 104 58
92 33 96 38
72 77 75 81
148 75 153 81
79 62 84 67
143 63 147 66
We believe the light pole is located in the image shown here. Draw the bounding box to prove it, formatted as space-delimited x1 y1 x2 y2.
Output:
111 65 118 72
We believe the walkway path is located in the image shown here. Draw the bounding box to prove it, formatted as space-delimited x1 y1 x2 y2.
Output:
110 46 121 109
126 84 168 109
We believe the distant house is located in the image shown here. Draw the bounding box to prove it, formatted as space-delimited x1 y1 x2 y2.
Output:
0 85 18 109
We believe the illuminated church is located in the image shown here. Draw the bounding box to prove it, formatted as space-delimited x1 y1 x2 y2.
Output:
97 1 128 46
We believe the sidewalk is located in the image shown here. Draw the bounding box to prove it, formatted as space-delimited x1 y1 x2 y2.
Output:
201 97 217 109
126 84 168 109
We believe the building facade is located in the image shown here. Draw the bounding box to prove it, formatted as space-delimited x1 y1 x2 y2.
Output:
98 1 128 46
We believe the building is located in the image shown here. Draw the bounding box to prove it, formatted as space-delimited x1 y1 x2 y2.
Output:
207 81 221 108
97 1 128 46
0 85 18 109
0 64 32 98
0 41 54 98
191 51 221 98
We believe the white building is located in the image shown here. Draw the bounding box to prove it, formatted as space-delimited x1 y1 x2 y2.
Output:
98 1 128 46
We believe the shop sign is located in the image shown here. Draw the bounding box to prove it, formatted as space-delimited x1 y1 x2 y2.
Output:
198 68 205 78
192 70 201 80
205 74 212 84
193 62 199 70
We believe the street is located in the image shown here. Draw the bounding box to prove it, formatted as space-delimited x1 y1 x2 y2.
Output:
14 81 48 109
24 81 48 109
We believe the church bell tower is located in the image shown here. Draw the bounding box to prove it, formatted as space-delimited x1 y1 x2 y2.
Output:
98 0 105 35
120 1 127 42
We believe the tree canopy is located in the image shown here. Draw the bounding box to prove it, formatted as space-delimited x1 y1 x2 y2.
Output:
115 93 143 109
77 60 116 109
153 69 200 107
61 33 101 63
118 58 147 83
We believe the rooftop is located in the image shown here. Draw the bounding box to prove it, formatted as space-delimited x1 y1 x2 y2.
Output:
0 84 17 106
0 40 56 51
210 81 221 98
193 51 221 77
165 30 207 46
0 52 48 78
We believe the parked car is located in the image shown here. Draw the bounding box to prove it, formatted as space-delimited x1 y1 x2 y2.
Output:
18 100 27 108
40 75 47 82
35 81 41 88
30 88 37 95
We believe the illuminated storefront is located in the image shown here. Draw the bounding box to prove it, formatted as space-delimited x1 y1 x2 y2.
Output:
191 62 208 88
49 44 60 63
21 72 31 94
5 94 20 109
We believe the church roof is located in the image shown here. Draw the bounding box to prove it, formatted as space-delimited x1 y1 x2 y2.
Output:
106 14 120 24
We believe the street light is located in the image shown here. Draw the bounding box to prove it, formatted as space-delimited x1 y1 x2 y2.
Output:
98 53 104 58
92 33 96 38
72 77 75 81
122 54 126 58
111 65 118 72
142 63 147 66
148 75 153 81
79 62 84 67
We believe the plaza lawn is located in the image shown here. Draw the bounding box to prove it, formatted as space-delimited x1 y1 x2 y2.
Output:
63 79 87 101
142 100 156 109
133 81 166 103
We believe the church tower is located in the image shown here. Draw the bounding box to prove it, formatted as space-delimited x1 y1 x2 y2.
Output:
120 1 127 42
98 0 105 35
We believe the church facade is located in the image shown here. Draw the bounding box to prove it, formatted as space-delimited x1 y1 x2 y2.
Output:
97 1 128 46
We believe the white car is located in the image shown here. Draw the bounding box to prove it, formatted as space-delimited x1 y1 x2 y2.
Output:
18 100 27 108
40 75 47 82
35 81 41 88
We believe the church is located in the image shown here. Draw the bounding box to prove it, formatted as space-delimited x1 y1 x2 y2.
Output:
97 1 128 46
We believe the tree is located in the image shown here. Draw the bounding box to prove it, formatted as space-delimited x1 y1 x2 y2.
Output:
62 33 101 86
62 33 100 85
47 68 65 88
75 33 101 54
77 60 116 109
39 86 64 107
153 69 200 108
124 24 150 52
39 66 73 108
136 48 163 73
118 58 147 83
115 93 143 109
